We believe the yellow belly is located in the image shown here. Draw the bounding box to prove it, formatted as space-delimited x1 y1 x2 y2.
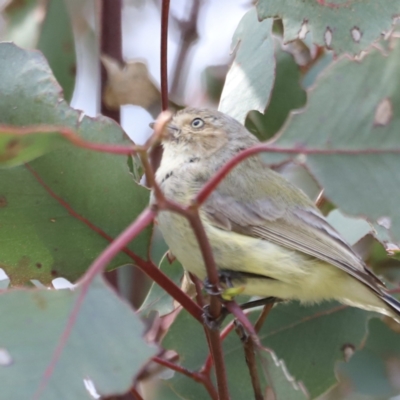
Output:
157 210 390 317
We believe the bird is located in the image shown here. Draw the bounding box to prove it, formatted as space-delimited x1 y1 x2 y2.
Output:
151 107 400 322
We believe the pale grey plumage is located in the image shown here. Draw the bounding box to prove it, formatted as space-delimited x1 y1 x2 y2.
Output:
152 107 400 321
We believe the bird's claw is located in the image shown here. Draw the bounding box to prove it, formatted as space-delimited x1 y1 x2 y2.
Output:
202 304 229 331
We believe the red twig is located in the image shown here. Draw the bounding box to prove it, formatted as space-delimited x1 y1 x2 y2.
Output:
234 322 263 400
100 0 123 122
194 142 400 205
79 208 155 285
4 125 399 163
153 357 218 400
224 301 259 344
33 208 156 400
170 0 201 97
0 124 135 155
130 387 145 400
26 159 203 321
254 303 275 333
160 0 170 111
202 319 237 376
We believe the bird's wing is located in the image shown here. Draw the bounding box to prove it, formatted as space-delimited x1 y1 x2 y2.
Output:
201 170 384 294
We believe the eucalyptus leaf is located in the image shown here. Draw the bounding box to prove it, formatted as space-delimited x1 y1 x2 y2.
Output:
264 38 400 244
219 9 275 123
0 43 151 285
0 276 157 400
257 0 400 55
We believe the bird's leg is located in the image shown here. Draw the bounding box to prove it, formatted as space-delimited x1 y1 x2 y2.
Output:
202 271 234 330
202 272 281 329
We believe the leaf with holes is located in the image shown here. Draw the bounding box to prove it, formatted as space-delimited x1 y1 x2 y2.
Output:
219 8 275 123
0 43 151 285
161 301 371 398
257 0 400 55
337 318 400 398
263 38 400 244
161 309 308 400
0 276 157 400
255 302 373 398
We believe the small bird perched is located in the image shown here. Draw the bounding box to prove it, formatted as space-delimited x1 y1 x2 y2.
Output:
152 107 400 321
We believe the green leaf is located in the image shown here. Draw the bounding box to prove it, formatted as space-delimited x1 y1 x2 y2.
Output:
265 38 400 243
256 0 400 55
256 302 372 398
0 126 69 168
162 302 371 398
246 41 306 141
139 254 183 317
338 319 400 398
0 276 157 399
161 311 211 400
37 0 76 101
219 9 275 123
0 43 151 285
257 349 309 400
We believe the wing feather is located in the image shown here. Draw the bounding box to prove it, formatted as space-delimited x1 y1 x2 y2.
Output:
202 189 384 293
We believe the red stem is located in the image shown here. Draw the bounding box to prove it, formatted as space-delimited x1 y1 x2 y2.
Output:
194 142 400 205
202 320 237 376
156 205 230 399
26 162 202 321
153 357 218 400
130 387 144 400
224 301 259 344
79 208 155 285
100 0 123 121
160 0 170 111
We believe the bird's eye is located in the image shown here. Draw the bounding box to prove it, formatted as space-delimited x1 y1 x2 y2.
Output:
190 118 205 129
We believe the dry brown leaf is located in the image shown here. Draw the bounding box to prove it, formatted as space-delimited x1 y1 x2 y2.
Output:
101 55 161 115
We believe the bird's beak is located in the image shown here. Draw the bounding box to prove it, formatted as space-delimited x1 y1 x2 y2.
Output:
149 121 179 141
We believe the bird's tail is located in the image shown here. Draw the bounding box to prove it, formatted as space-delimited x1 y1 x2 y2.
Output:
381 292 400 323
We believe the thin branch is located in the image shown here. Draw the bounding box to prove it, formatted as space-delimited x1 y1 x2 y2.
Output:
170 0 201 97
224 301 259 344
206 330 230 400
153 357 218 400
190 273 206 308
145 156 230 398
130 387 145 400
79 208 155 285
254 303 275 333
185 212 221 317
160 0 170 111
100 0 123 122
135 259 203 323
4 125 399 162
202 318 238 376
33 208 155 400
194 142 400 206
234 322 263 400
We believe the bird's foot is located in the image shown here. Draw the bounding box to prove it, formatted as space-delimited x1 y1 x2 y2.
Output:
202 304 229 331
